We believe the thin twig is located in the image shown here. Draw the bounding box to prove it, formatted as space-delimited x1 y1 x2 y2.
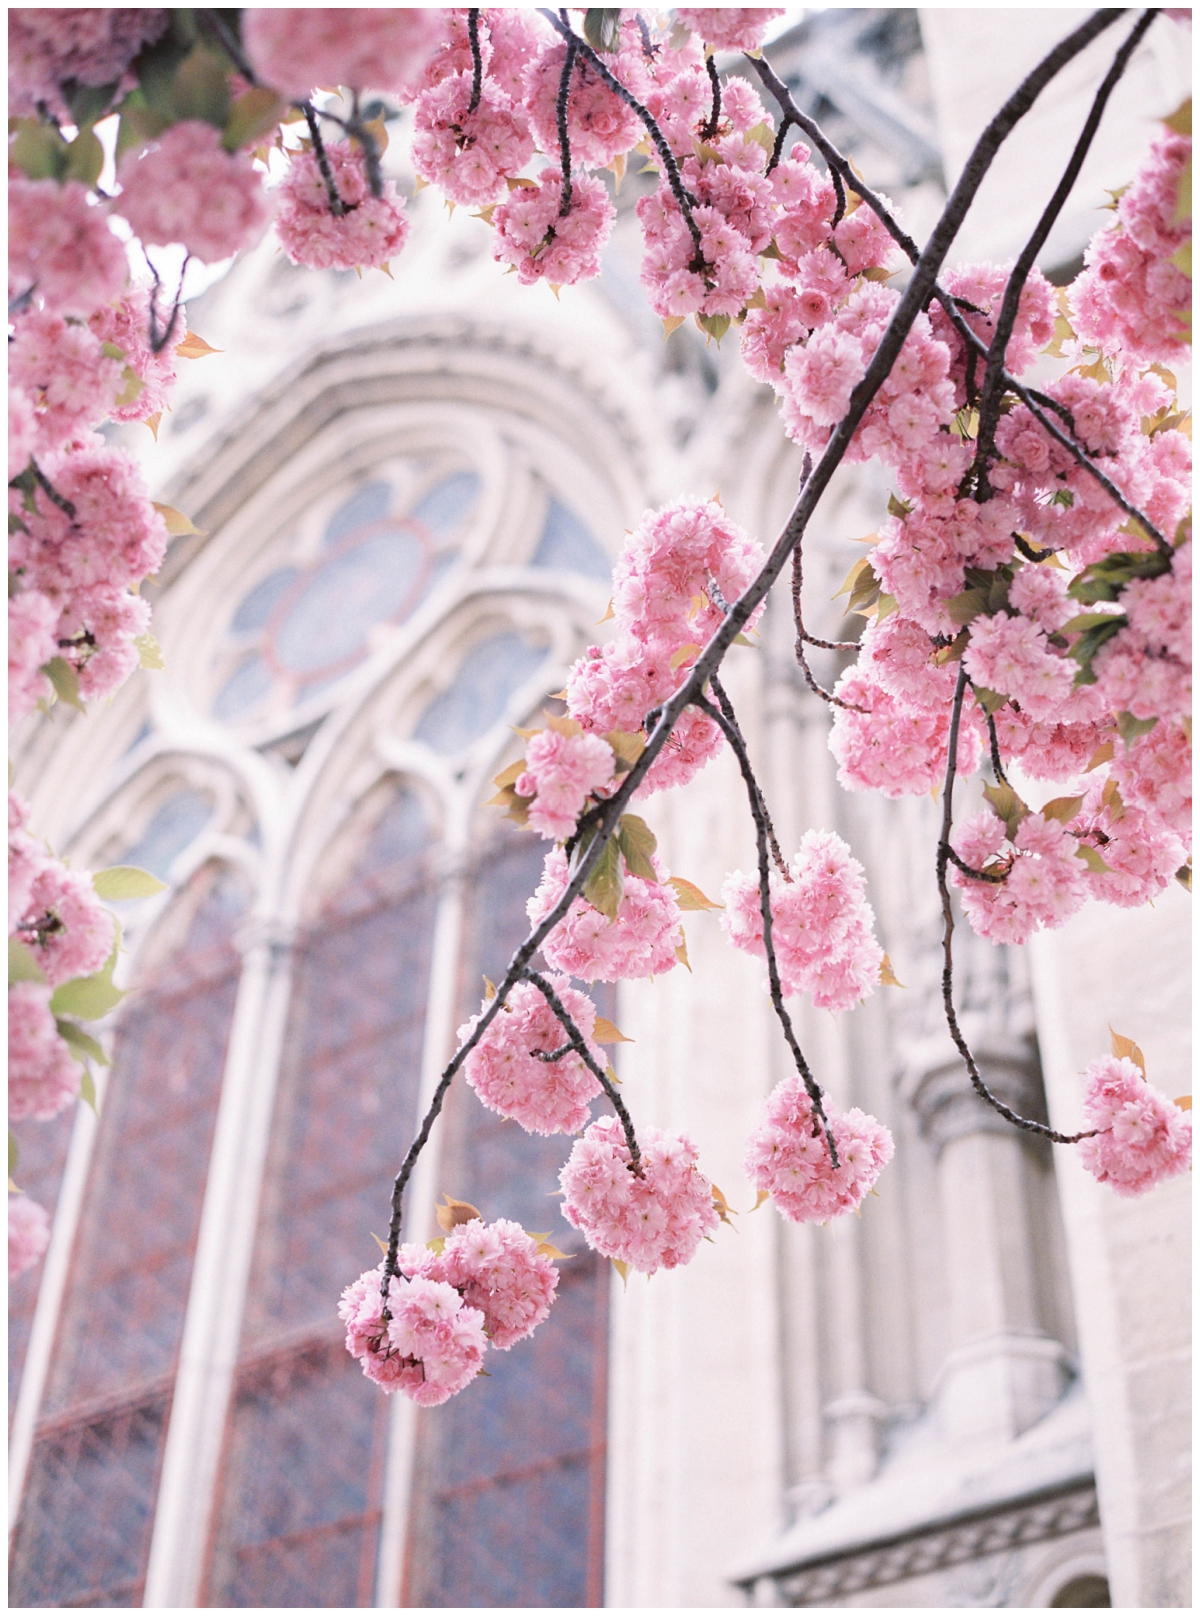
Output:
538 9 704 258
936 665 1093 1142
556 36 578 215
30 462 77 520
524 969 643 1174
973 9 1158 489
467 8 483 115
380 11 1119 1294
767 112 794 174
745 20 1170 553
304 103 346 215
147 256 187 355
701 52 722 142
695 691 839 1167
709 674 791 880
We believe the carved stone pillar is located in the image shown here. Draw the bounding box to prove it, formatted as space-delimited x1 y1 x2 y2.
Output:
907 1045 1073 1446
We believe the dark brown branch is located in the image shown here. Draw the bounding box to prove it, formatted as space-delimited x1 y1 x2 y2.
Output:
538 8 703 257
746 18 1170 553
381 10 1118 1294
701 52 722 142
523 969 642 1174
304 103 346 215
936 665 1094 1143
973 9 1158 487
467 8 483 115
556 36 578 215
30 461 77 520
695 689 839 1167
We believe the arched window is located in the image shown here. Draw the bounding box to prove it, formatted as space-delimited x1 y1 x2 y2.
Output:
9 863 249 1607
9 332 638 1609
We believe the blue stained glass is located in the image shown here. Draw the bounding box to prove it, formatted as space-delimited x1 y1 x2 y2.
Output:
272 529 425 675
230 568 298 634
531 498 612 582
120 791 215 883
214 653 274 720
410 472 480 536
414 633 547 755
322 480 392 549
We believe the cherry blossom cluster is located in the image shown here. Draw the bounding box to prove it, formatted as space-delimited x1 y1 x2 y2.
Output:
339 1214 559 1402
459 975 604 1134
720 831 884 1012
566 500 765 795
559 1116 720 1274
9 1193 52 1282
8 981 81 1123
745 1074 894 1223
398 1216 560 1350
1075 1055 1191 1197
275 139 410 272
514 720 616 843
1070 125 1192 363
527 845 684 982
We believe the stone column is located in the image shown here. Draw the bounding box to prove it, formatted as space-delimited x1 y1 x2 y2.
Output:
904 936 1072 1448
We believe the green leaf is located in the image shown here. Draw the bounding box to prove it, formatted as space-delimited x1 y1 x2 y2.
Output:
169 43 232 127
65 126 105 187
583 835 624 921
9 938 47 987
617 815 658 882
44 657 85 712
135 632 165 671
93 865 168 901
982 780 1028 841
971 685 1009 716
697 312 731 343
56 1017 110 1067
946 588 988 626
223 85 285 152
62 78 121 126
1073 842 1111 874
9 120 70 181
49 945 124 1022
887 492 913 519
78 1066 98 1113
1040 795 1084 824
1175 861 1192 892
1115 711 1158 746
582 8 623 51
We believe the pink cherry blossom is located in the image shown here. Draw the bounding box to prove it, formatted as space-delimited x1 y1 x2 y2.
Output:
527 846 683 982
525 43 641 170
950 809 1089 946
243 7 446 99
674 9 785 51
88 283 183 425
9 178 128 319
745 1074 894 1223
400 1217 559 1349
964 611 1075 720
8 7 168 119
8 310 123 457
460 975 604 1134
8 591 58 725
829 667 983 797
493 169 615 287
9 1194 52 1281
412 70 535 206
720 831 884 1012
9 982 80 1122
116 121 270 264
515 725 616 842
339 1264 488 1403
1076 1055 1191 1197
12 862 115 988
560 1116 719 1274
276 140 410 272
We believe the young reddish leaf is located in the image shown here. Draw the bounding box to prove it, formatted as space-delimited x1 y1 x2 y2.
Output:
711 1184 737 1226
1074 843 1111 874
667 876 723 912
604 729 645 769
545 712 583 739
371 1231 388 1254
152 502 205 537
611 1257 630 1287
982 781 1028 841
669 642 701 671
1085 738 1115 771
750 1189 771 1212
1109 1029 1146 1075
175 330 222 359
1174 1095 1191 1111
483 977 496 1001
436 1195 483 1233
592 1015 633 1045
674 935 691 972
534 1240 571 1259
492 759 526 791
879 954 904 988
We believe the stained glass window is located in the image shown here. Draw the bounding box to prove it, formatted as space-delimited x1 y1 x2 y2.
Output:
413 632 547 756
205 789 438 1606
403 829 610 1609
9 864 248 1608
